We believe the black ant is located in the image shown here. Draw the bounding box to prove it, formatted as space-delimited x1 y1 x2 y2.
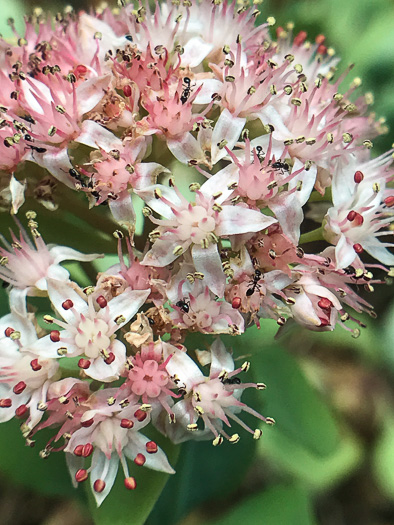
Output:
246 269 262 296
21 115 36 125
255 145 265 162
223 376 241 385
26 144 47 154
180 77 193 105
270 160 290 174
176 299 190 313
69 168 89 188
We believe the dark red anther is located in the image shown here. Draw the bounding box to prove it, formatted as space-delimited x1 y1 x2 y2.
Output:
121 418 134 429
4 327 15 337
354 170 364 183
0 399 12 408
104 352 115 365
15 404 28 418
81 417 94 428
276 26 284 37
317 44 327 55
30 359 42 371
78 358 91 370
94 479 106 493
319 318 330 327
123 85 132 97
146 441 158 454
62 299 74 310
134 409 147 422
74 64 88 77
384 195 394 207
75 469 88 483
96 295 107 308
124 477 137 490
13 381 26 395
232 297 242 309
74 445 84 456
293 31 307 46
134 453 146 466
50 330 61 342
315 34 326 44
347 210 356 221
353 243 363 254
82 443 94 457
318 298 332 310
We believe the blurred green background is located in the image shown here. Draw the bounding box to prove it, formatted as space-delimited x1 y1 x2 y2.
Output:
0 1 394 524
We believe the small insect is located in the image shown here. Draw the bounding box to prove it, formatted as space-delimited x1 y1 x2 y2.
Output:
26 145 47 157
270 160 290 173
125 34 133 42
176 299 190 313
255 145 265 161
69 168 88 188
21 114 36 125
180 77 192 105
223 376 241 385
246 269 262 297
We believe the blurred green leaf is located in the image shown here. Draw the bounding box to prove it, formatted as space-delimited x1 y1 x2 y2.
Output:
207 483 316 525
0 419 77 498
147 434 258 525
373 413 394 500
236 324 340 457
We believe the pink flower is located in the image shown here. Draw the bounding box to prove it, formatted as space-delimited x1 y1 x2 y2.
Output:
139 178 277 296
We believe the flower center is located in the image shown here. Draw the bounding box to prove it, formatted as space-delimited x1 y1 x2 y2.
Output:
75 318 111 358
176 205 216 243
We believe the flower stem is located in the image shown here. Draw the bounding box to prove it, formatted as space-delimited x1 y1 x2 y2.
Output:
299 226 325 244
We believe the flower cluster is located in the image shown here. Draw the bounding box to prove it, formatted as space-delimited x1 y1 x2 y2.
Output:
0 0 393 505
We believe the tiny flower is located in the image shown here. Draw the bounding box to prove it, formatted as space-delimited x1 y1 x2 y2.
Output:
29 279 150 382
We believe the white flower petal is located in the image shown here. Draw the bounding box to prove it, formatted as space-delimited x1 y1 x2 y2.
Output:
124 433 175 474
76 75 111 116
47 279 89 322
192 243 225 297
9 175 26 214
216 206 277 236
211 110 246 165
76 120 122 151
210 338 234 375
181 37 214 68
90 450 120 507
107 288 151 330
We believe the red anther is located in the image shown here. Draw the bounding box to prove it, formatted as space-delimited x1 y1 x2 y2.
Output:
74 445 84 456
13 381 26 395
319 318 330 327
175 344 184 350
0 398 12 408
384 196 394 207
353 243 363 254
134 453 146 466
30 359 42 371
354 170 364 183
82 443 94 457
78 358 91 370
317 44 327 55
276 26 284 37
315 34 326 44
15 404 28 418
294 30 307 46
318 298 332 309
134 409 147 422
146 441 158 454
74 64 88 77
96 295 108 308
121 418 134 429
347 210 356 221
50 330 61 342
353 213 364 227
4 327 15 337
94 479 106 493
232 297 242 309
123 85 132 97
104 352 115 365
81 417 94 428
124 477 137 490
62 299 74 310
75 469 88 483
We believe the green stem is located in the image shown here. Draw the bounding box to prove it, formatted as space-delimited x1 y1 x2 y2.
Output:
299 226 325 244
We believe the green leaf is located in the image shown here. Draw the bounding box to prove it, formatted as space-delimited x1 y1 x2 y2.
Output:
147 431 258 525
373 413 394 500
89 436 179 525
0 419 77 498
207 483 316 525
235 324 340 457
